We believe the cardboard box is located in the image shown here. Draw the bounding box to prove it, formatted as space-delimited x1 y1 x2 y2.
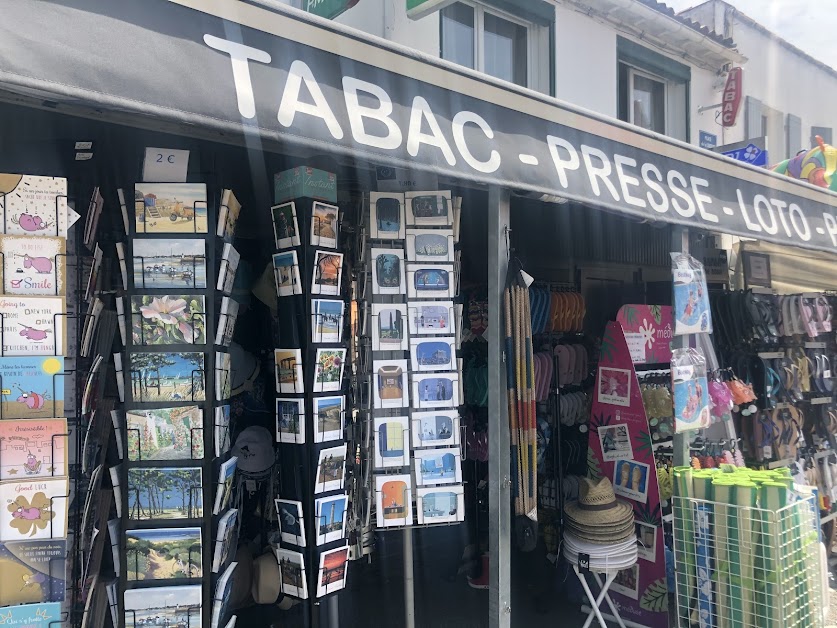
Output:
274 166 337 204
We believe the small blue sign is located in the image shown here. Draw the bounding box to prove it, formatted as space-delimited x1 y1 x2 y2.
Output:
699 131 717 150
721 143 768 167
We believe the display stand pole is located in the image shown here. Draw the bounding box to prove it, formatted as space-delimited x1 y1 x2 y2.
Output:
404 527 416 628
488 186 512 626
671 226 690 468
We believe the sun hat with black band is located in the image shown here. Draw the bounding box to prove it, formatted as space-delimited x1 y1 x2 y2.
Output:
564 477 634 543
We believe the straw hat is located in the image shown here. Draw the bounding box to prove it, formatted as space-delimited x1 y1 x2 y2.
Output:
564 477 634 543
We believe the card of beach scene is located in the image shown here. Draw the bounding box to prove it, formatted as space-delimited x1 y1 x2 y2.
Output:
417 485 465 524
272 251 302 297
371 304 408 351
125 527 202 581
413 448 462 487
0 477 69 541
276 398 305 444
316 546 349 598
0 356 65 419
371 248 406 296
217 188 242 240
215 351 232 401
411 372 460 409
311 299 344 344
0 236 65 296
126 406 204 461
213 457 238 515
130 295 206 345
405 191 452 227
0 174 74 237
212 508 239 573
275 349 304 394
124 584 201 628
0 539 66 607
275 548 308 599
375 474 413 528
410 337 455 372
128 352 205 403
313 396 343 444
407 301 456 336
275 499 306 547
315 444 346 494
372 360 409 409
314 494 348 546
0 418 68 480
272 201 300 250
411 411 460 449
212 562 238 628
370 192 405 240
373 416 409 469
0 296 66 356
132 238 207 290
134 183 208 234
215 405 231 457
310 201 339 249
311 251 343 296
313 348 345 393
407 263 456 299
127 467 203 521
406 229 454 263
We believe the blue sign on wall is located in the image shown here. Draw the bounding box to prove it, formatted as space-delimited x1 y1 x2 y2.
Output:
699 131 717 150
719 139 769 168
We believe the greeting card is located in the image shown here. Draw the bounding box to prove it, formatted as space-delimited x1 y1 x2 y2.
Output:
0 236 65 296
0 174 75 237
0 358 64 420
0 539 66 606
0 478 69 541
0 297 66 356
0 419 68 480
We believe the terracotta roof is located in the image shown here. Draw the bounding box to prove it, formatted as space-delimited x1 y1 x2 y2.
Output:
636 0 737 49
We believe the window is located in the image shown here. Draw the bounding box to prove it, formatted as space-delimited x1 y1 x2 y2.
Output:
629 69 666 134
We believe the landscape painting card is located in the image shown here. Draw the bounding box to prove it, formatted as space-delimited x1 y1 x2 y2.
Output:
371 304 408 351
410 337 455 372
215 351 232 401
407 263 456 299
411 411 460 449
417 485 464 524
373 416 409 469
114 353 125 403
0 236 65 296
0 296 66 356
115 242 128 290
311 299 344 344
275 499 306 547
130 295 206 345
0 477 69 541
406 229 454 263
413 448 462 487
0 356 64 421
212 508 239 573
217 188 242 240
0 174 72 237
407 301 456 336
316 546 349 598
217 243 240 296
314 494 348 546
125 527 202 581
411 372 460 409
276 398 305 444
215 297 239 347
127 467 203 521
0 539 66 606
313 348 346 393
133 238 207 290
213 456 238 515
315 444 346 494
0 418 68 480
126 406 204 461
271 201 300 250
134 183 208 234
124 584 201 628
275 548 308 599
375 474 413 528
370 192 405 240
372 359 409 410
274 349 304 394
311 251 343 296
109 465 123 518
405 191 452 227
272 251 302 297
211 561 237 628
371 248 406 296
0 602 62 626
313 396 343 444
128 352 205 403
310 201 339 249
214 405 231 457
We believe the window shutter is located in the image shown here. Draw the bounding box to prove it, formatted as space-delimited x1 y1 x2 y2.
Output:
744 96 762 141
786 114 802 156
812 126 833 146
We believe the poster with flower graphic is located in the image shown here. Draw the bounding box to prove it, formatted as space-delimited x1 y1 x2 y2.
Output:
130 295 206 345
587 322 668 628
616 305 673 365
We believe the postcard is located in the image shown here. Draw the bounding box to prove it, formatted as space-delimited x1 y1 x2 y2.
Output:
598 367 632 407
315 444 346 494
315 494 347 546
597 425 634 462
275 499 306 547
0 602 62 626
125 527 202 581
0 174 72 237
273 251 302 297
114 353 125 403
115 242 128 290
132 238 207 290
407 301 456 336
375 474 413 528
0 236 65 296
411 411 460 449
613 459 650 504
414 448 462 487
406 229 454 263
84 243 102 303
134 183 208 234
212 561 237 628
417 485 465 524
370 192 405 240
410 337 455 372
117 188 131 235
371 248 406 296
216 351 231 401
0 540 66 606
411 372 460 409
312 299 344 343
371 304 408 351
311 251 343 296
0 356 64 419
0 296 66 356
373 416 409 469
0 477 69 541
610 565 640 601
215 406 231 457
213 457 238 515
126 406 204 462
636 521 657 562
110 464 123 518
313 396 343 444
212 508 239 573
272 201 300 249
107 519 121 573
313 348 346 393
127 467 203 521
130 295 206 345
405 190 452 227
276 398 305 444
316 546 349 598
311 201 339 249
0 418 68 480
275 349 304 394
217 188 242 240
215 297 239 347
128 352 205 403
372 360 409 409
407 263 455 299
275 548 308 599
124 584 202 628
217 243 240 296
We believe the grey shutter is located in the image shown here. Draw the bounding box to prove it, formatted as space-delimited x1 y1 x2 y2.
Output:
744 96 762 141
812 126 833 146
786 114 802 155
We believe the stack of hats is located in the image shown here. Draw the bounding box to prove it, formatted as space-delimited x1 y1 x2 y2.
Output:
563 477 638 571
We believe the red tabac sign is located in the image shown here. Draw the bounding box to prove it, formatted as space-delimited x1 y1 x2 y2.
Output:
721 67 743 127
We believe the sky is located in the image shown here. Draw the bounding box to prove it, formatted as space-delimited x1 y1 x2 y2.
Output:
664 0 836 70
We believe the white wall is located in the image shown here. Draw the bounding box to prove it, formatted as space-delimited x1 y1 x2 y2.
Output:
336 0 440 56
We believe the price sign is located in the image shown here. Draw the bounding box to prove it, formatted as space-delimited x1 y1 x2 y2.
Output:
142 147 190 182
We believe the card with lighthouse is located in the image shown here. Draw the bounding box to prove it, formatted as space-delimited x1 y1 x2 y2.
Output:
0 236 65 296
0 357 65 420
0 419 68 481
0 477 69 541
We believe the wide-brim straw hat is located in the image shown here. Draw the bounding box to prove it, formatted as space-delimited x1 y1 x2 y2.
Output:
564 477 634 540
